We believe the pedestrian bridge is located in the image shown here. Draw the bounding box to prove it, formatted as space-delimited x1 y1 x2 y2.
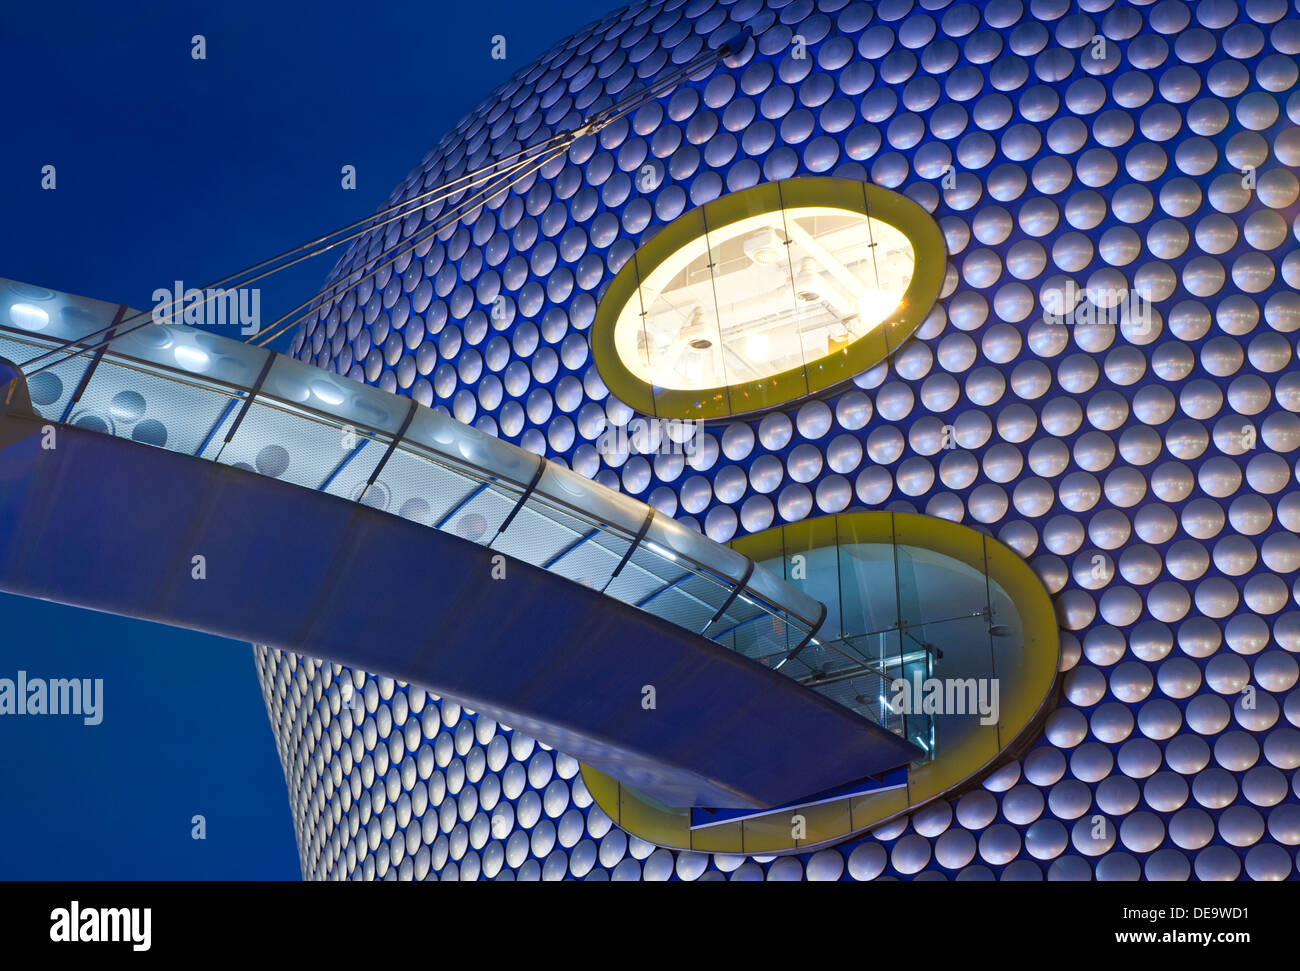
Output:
0 278 924 812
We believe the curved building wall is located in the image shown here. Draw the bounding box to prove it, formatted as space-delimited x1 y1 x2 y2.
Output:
256 0 1300 880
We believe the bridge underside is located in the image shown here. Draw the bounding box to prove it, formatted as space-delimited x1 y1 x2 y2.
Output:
0 405 918 809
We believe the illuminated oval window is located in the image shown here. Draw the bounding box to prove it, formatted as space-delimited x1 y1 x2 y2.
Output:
591 178 946 420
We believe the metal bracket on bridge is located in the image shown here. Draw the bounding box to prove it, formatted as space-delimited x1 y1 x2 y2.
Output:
215 350 277 461
59 305 126 423
781 599 829 668
356 398 418 506
492 452 548 543
604 506 655 591
703 556 755 633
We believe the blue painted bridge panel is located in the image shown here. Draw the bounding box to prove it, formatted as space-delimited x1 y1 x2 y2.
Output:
0 409 918 809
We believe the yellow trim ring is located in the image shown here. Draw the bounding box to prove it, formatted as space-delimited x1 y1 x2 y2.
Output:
579 512 1060 854
589 177 948 421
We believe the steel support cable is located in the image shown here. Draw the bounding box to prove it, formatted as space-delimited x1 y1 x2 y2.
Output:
24 29 748 375
21 145 563 377
250 46 742 350
248 137 576 348
249 47 743 352
250 36 750 344
19 140 568 376
244 137 587 347
22 141 570 381
248 145 573 346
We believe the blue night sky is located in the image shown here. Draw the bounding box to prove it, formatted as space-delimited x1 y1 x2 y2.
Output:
0 0 606 878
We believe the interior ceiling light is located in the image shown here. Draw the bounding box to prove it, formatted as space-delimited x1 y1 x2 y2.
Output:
793 258 825 304
679 306 712 349
743 228 784 266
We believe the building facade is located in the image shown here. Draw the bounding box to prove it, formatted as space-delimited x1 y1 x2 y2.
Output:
256 0 1300 880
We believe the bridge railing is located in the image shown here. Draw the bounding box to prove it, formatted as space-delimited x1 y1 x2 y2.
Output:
0 279 827 669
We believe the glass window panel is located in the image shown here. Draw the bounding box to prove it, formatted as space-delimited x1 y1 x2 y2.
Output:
774 515 837 647
837 543 901 642
987 575 1031 745
729 609 794 662
891 515 989 638
836 513 899 639
614 203 914 395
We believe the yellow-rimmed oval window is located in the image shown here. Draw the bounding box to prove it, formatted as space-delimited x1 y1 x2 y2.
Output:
591 178 947 420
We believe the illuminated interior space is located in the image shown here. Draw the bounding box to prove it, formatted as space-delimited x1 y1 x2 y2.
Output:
614 206 915 391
